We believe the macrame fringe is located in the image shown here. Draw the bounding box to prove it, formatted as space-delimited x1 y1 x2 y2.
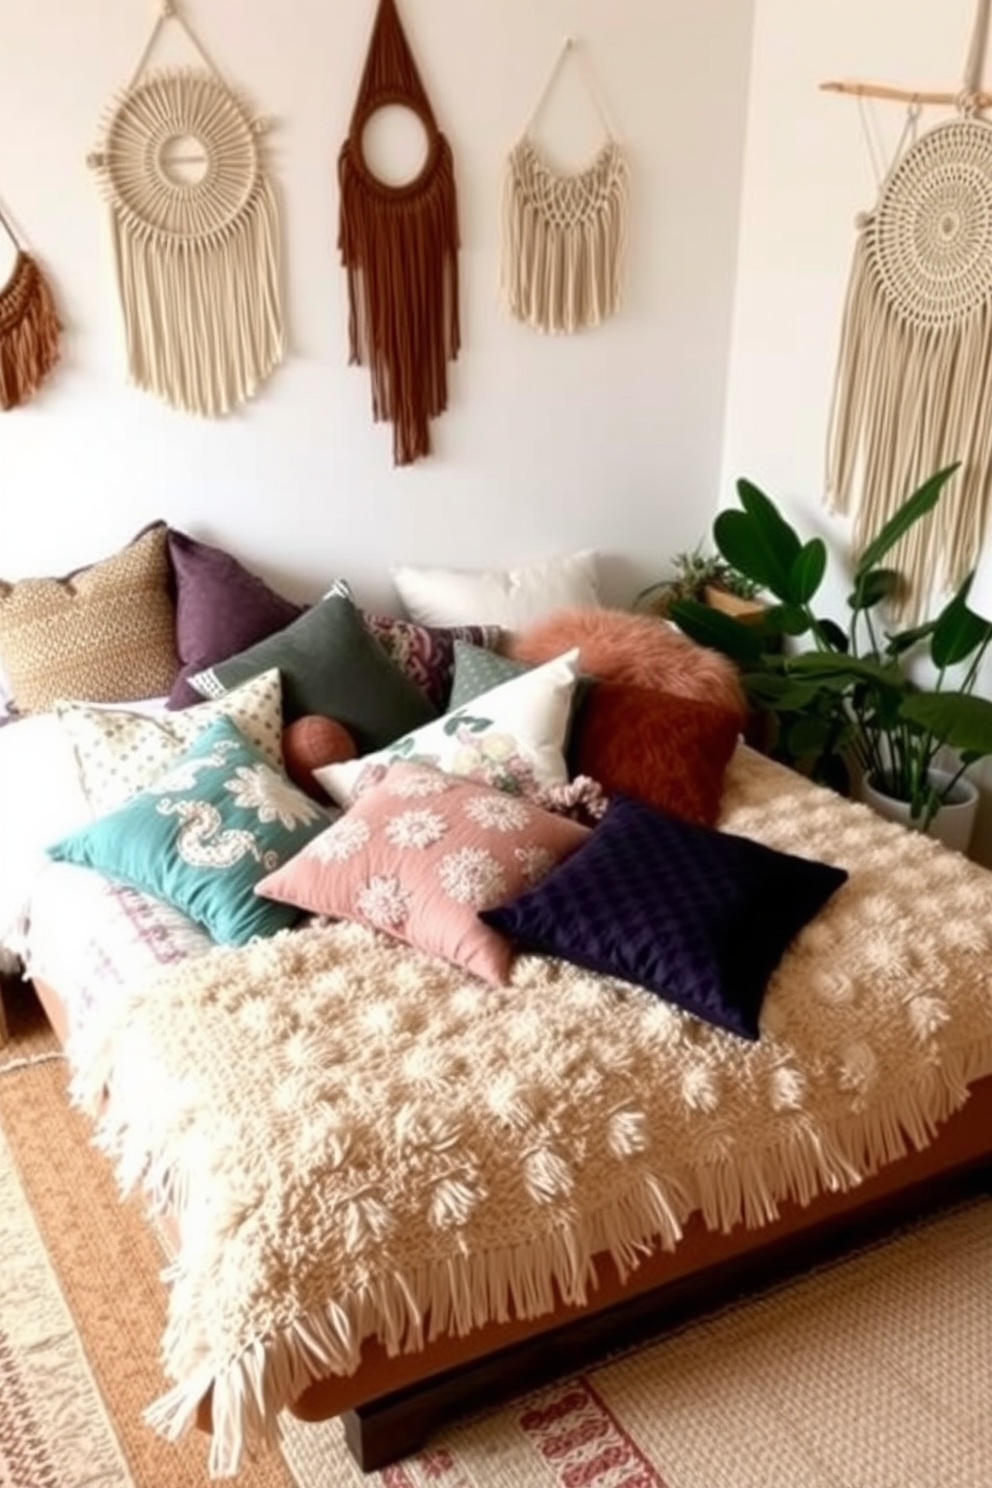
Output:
0 251 61 410
338 145 460 466
86 1029 992 1477
501 139 630 334
111 184 283 418
826 231 992 620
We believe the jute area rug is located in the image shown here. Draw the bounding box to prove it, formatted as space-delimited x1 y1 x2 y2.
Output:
1 977 990 1488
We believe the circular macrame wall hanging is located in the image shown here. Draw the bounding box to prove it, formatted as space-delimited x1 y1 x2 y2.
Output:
89 6 284 417
826 1 992 617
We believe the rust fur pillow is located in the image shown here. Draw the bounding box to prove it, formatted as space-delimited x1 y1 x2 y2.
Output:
571 682 742 826
506 606 746 720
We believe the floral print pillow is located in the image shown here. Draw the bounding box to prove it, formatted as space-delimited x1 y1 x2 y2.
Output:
47 716 332 945
256 762 590 983
315 649 581 809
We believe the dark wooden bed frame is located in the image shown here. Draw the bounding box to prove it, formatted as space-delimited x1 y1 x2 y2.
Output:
24 972 992 1475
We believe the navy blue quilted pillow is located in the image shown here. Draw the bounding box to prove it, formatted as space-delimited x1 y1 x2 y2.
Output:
481 794 848 1040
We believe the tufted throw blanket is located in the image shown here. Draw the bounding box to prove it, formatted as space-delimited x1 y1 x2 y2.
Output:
70 748 992 1476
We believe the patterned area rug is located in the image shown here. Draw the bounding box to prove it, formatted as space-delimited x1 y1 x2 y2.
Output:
2 976 991 1488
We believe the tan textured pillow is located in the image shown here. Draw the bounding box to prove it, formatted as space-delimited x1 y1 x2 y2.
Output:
0 522 178 714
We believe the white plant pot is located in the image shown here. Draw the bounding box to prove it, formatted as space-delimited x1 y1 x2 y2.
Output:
860 768 979 855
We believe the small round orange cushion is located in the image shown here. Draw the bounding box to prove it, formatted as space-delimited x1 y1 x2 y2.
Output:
282 715 357 802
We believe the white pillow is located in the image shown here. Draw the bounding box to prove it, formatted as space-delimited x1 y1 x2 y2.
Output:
391 551 601 629
57 668 285 815
316 649 580 807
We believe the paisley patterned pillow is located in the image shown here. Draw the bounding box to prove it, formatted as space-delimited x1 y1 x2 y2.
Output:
47 716 332 946
361 612 501 710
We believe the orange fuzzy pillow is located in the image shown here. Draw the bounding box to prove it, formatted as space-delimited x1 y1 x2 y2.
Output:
571 682 742 826
506 606 746 720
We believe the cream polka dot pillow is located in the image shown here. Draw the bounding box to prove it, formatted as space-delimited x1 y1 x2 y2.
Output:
57 669 284 815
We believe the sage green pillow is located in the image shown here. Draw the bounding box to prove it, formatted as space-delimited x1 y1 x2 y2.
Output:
448 640 533 708
189 586 436 748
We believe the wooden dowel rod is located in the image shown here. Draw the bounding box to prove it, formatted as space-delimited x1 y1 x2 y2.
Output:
820 78 992 107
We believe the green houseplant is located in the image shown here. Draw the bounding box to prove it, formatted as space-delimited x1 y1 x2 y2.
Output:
634 544 764 620
669 464 992 833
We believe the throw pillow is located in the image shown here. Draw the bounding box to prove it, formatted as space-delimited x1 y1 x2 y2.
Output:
48 716 331 947
256 761 590 982
506 606 747 719
188 586 437 744
391 550 601 629
167 528 305 709
315 648 581 808
57 668 284 815
481 794 849 1040
570 682 741 825
0 521 178 714
361 611 502 710
447 639 532 708
281 715 356 803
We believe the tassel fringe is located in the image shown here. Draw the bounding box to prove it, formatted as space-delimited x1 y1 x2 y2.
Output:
500 138 630 335
0 251 61 410
85 1025 992 1478
827 215 992 621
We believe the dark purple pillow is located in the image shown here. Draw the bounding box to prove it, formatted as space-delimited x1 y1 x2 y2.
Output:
166 530 305 708
481 794 848 1040
361 612 502 711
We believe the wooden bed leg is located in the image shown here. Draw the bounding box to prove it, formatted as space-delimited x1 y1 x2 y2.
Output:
342 1403 432 1473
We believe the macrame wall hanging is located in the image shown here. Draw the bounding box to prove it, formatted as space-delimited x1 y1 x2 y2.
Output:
824 0 992 619
0 202 61 410
338 0 460 467
88 1 284 417
501 37 630 335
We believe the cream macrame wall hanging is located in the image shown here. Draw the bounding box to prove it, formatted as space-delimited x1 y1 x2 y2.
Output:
501 36 630 335
338 0 460 467
0 202 61 410
824 0 992 619
88 1 284 417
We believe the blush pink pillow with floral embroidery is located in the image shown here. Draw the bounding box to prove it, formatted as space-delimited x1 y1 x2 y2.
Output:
255 761 590 983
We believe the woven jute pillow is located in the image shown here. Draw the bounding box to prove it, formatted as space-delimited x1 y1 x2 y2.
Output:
0 521 178 714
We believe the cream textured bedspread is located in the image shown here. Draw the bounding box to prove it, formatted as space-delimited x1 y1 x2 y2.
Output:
69 748 992 1475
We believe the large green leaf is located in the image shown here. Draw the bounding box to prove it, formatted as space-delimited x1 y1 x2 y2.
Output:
848 568 899 611
900 691 992 755
853 465 958 581
785 652 902 690
930 576 992 667
790 539 827 605
714 479 803 600
668 598 765 664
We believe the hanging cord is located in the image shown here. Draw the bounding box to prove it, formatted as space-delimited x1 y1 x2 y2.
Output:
856 94 922 206
958 0 991 114
522 35 617 140
0 199 21 251
127 0 227 92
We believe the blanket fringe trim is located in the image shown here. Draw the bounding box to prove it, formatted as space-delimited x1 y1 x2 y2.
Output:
72 1032 992 1478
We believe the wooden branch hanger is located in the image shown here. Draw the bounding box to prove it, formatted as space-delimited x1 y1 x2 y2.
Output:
820 0 992 109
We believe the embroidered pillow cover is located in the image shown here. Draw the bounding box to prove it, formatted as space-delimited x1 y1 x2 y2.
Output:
256 761 590 982
48 716 331 946
481 794 849 1040
314 649 580 808
57 669 285 815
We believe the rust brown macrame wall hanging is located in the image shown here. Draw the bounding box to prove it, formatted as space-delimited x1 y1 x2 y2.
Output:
0 201 61 410
338 0 460 466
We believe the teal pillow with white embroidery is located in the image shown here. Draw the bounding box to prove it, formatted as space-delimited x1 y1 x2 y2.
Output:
47 716 332 946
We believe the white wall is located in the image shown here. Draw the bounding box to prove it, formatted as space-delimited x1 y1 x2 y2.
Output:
722 0 992 863
0 0 754 613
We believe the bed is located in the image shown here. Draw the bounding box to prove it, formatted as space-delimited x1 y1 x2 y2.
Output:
2 523 992 1478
